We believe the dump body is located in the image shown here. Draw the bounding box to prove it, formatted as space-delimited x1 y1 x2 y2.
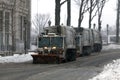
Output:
75 28 93 55
74 27 102 55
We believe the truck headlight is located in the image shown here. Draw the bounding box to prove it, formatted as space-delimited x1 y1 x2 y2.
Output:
44 47 48 49
52 47 56 49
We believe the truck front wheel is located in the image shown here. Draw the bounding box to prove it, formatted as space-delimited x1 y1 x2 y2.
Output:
65 49 76 62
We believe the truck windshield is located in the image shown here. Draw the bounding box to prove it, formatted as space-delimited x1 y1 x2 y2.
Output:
38 37 63 48
51 37 63 47
38 37 50 47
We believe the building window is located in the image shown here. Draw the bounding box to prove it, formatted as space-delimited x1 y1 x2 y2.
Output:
5 12 10 50
5 12 10 32
23 17 26 41
20 16 23 40
19 16 26 41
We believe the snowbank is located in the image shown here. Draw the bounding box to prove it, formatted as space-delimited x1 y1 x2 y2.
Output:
0 54 33 63
89 44 120 80
90 59 120 80
102 44 120 50
0 44 37 64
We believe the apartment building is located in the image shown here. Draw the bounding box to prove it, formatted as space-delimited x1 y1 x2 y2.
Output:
0 0 31 52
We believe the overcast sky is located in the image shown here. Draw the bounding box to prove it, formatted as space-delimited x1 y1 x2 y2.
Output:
31 0 117 29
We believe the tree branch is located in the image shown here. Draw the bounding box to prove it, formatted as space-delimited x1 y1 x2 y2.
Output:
60 0 67 6
91 9 98 21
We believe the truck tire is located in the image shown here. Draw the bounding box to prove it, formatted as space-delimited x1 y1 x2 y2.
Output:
83 47 91 56
55 57 60 64
94 44 102 52
65 49 76 62
97 44 102 52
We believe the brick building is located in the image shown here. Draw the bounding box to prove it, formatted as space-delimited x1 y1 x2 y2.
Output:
0 0 31 53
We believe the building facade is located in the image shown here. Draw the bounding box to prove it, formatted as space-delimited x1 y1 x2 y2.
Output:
0 0 31 52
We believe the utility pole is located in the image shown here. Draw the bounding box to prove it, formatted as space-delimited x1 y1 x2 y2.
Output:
116 0 120 43
67 0 71 26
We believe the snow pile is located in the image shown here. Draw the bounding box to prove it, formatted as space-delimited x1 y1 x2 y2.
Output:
102 44 120 50
0 54 33 63
90 59 120 80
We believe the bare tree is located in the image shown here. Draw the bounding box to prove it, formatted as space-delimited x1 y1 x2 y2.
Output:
96 0 107 31
88 0 98 29
32 14 50 35
74 0 89 32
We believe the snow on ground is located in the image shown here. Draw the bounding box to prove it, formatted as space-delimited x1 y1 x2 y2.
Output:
89 44 120 80
0 45 38 63
89 59 120 80
0 54 33 63
102 44 120 50
0 45 38 64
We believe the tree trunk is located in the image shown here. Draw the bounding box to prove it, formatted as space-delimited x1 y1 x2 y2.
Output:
89 0 92 29
67 0 71 26
98 16 101 32
78 1 84 32
116 0 120 43
55 0 61 26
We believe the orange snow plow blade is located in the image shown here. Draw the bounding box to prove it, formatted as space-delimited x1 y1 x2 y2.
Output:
31 54 62 64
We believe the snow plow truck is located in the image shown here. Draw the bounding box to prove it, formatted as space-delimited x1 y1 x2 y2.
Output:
31 26 102 64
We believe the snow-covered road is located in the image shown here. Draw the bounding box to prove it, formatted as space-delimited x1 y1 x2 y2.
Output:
0 44 120 80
